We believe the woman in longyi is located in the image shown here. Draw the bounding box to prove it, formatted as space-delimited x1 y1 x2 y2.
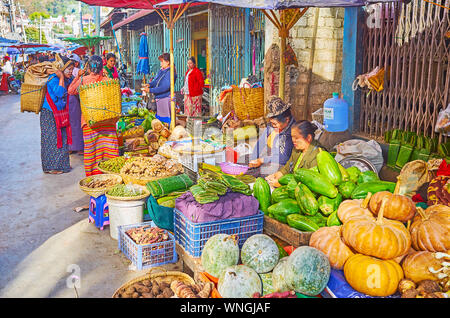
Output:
68 55 119 177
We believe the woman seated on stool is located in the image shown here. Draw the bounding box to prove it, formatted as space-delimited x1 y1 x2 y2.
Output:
249 96 295 177
266 120 324 188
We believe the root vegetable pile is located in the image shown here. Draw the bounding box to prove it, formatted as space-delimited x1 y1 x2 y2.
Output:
120 155 183 179
83 178 117 189
125 226 169 245
115 280 174 298
170 280 213 298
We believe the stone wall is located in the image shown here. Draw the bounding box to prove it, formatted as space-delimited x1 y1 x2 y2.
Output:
264 8 345 121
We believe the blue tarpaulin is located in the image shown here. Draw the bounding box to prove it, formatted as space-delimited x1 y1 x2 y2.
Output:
136 32 150 75
156 0 402 9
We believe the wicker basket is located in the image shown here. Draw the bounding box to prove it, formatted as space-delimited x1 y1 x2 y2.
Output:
232 87 264 120
105 184 150 201
79 79 122 126
221 91 234 117
20 83 47 114
112 268 195 298
79 174 123 198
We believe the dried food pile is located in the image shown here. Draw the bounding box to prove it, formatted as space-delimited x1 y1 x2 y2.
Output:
120 155 184 179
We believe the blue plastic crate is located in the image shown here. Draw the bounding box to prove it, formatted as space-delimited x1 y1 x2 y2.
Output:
173 208 264 258
118 221 177 270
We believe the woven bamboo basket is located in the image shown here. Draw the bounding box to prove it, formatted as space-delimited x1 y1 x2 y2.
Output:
220 91 234 117
20 83 47 114
231 87 265 120
79 79 122 126
79 174 123 198
105 184 150 201
112 268 195 298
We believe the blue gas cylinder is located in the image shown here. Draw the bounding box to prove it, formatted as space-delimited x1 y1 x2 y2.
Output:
323 92 349 132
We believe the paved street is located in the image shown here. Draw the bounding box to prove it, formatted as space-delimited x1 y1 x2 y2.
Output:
0 94 181 298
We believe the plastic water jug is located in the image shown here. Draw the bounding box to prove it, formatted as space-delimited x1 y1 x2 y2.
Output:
323 92 349 132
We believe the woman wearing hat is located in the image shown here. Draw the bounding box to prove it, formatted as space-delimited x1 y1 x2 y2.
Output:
249 96 296 177
141 52 177 124
266 120 324 188
40 55 75 174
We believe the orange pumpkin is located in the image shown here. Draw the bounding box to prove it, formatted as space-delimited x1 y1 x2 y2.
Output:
342 197 412 260
337 194 374 224
369 189 416 222
344 254 404 297
309 226 354 270
402 251 445 283
410 205 450 252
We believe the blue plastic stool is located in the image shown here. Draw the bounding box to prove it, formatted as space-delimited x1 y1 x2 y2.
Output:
88 195 110 230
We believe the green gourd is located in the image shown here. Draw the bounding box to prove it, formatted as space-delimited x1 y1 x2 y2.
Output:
317 149 342 186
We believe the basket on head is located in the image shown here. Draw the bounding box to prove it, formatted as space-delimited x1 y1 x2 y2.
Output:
231 87 264 120
79 79 122 126
112 268 195 298
20 83 47 114
79 174 123 198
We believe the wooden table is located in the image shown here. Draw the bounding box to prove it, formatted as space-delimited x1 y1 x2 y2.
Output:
263 215 313 247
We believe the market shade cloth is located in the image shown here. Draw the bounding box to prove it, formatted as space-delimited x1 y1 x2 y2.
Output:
0 37 19 44
155 0 403 8
80 0 205 9
62 35 112 49
0 46 20 55
136 32 150 75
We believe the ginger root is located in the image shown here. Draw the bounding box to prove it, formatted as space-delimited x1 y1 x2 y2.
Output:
170 280 199 298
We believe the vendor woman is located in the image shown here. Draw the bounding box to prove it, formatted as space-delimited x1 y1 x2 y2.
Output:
266 120 323 187
249 96 295 177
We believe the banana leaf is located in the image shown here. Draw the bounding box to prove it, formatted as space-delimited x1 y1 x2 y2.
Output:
387 140 401 168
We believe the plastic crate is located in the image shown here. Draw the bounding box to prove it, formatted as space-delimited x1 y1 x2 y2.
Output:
174 208 264 258
179 150 225 173
118 221 177 270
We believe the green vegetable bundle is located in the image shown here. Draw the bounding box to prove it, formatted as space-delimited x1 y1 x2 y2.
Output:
107 184 144 197
190 184 219 204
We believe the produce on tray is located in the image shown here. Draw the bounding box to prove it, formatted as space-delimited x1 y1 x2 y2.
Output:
341 198 412 260
125 225 169 245
409 205 450 252
201 234 240 278
343 253 404 297
120 155 183 179
240 234 280 274
107 184 145 197
98 156 131 173
398 279 449 298
171 280 214 298
217 265 263 298
309 226 354 270
284 246 331 296
115 279 174 298
82 177 118 189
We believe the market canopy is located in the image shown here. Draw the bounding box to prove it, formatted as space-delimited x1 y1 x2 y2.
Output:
62 35 113 49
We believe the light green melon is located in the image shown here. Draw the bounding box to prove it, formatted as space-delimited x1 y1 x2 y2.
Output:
240 234 280 273
272 257 290 292
218 265 262 298
200 234 239 278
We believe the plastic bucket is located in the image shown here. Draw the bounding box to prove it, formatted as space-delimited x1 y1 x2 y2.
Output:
107 198 145 240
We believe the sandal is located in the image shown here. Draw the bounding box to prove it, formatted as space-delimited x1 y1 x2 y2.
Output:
45 170 64 175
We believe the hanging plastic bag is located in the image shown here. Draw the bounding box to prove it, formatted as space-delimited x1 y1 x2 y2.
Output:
334 139 384 172
435 104 450 136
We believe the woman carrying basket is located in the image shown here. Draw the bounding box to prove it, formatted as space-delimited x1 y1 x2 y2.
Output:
68 55 119 177
40 55 75 174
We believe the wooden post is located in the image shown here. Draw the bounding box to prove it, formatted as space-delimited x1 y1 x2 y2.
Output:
279 32 286 99
169 5 176 131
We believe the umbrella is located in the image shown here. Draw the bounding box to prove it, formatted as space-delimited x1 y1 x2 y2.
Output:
136 32 150 77
0 46 20 55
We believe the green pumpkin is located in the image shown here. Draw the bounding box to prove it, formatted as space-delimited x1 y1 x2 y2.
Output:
259 272 275 296
272 257 290 293
241 234 280 274
284 246 331 296
218 265 262 298
201 234 240 278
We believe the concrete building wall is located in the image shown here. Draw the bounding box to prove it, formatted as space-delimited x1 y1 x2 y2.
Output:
264 8 345 121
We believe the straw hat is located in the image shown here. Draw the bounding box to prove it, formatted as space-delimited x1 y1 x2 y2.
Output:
266 96 291 118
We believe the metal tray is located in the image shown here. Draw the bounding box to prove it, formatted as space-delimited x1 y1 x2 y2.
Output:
337 156 378 175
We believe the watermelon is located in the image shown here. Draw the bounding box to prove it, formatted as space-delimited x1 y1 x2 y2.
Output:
217 265 262 298
201 234 240 278
241 234 280 273
259 272 275 296
284 246 331 296
272 257 290 293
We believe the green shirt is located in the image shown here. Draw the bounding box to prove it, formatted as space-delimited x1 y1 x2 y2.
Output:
279 140 323 175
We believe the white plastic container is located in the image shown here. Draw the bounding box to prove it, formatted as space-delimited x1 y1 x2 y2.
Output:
107 198 145 240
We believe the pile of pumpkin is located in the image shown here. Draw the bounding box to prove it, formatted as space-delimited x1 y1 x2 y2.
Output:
199 233 332 298
308 186 450 297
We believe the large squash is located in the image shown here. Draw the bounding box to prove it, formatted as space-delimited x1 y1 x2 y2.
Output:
337 194 374 224
272 257 290 293
402 250 446 283
309 226 354 270
240 234 280 274
341 197 412 260
368 182 416 222
284 246 331 296
409 205 450 252
201 234 240 278
217 265 262 298
343 254 404 297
